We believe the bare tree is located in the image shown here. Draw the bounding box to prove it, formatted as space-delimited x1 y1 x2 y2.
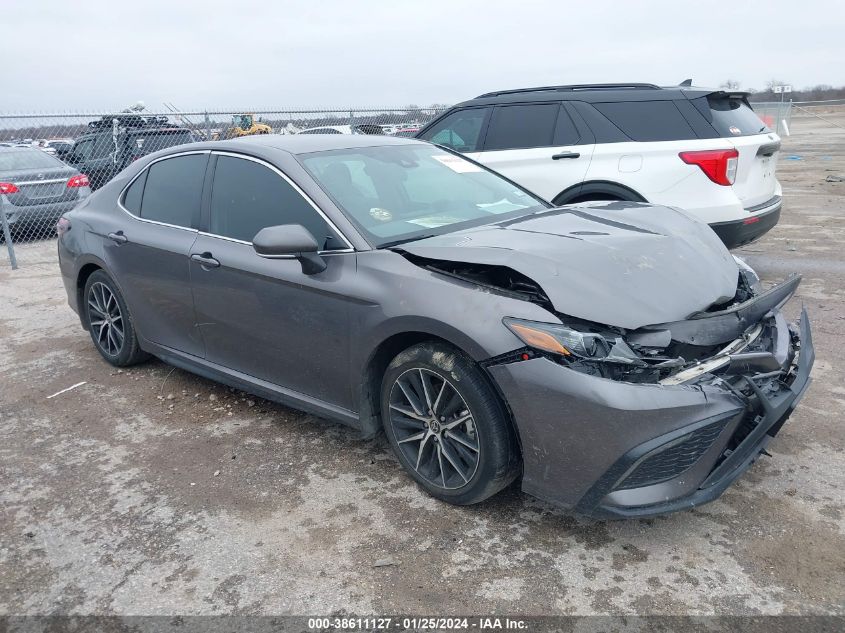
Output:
720 79 741 90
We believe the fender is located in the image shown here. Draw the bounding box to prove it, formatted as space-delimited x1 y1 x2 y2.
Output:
553 180 647 206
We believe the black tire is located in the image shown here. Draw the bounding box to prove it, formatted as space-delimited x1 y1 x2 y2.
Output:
380 341 520 505
83 270 149 367
570 193 622 203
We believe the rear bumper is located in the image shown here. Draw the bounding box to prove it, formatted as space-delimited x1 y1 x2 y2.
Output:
1 196 87 227
487 308 813 518
709 196 782 249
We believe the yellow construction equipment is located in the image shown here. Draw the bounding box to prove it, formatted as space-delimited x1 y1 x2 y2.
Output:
221 114 272 139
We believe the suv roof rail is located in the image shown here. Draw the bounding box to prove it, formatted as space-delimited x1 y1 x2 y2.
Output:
475 83 662 98
87 114 174 130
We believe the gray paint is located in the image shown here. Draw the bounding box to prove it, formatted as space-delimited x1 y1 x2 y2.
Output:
57 135 812 517
401 201 738 329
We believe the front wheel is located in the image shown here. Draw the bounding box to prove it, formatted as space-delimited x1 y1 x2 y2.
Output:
380 342 520 505
83 270 149 367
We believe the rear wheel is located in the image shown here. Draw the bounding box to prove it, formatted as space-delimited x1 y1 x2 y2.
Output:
381 342 520 505
83 270 149 367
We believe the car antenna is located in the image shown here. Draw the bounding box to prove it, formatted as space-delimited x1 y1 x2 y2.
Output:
679 78 693 87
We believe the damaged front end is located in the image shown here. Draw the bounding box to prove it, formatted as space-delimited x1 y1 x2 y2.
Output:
502 273 804 387
410 249 804 389
404 250 815 516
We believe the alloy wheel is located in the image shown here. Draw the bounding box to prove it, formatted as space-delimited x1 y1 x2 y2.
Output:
388 368 480 490
87 281 124 357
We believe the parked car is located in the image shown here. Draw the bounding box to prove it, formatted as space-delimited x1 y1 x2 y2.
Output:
298 124 385 135
57 135 813 518
416 83 782 248
37 139 75 155
0 146 90 237
394 126 422 138
57 115 195 190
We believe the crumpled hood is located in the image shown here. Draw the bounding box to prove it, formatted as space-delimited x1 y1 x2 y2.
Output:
399 202 739 329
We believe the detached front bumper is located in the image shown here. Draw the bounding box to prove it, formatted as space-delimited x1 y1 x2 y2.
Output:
487 308 814 518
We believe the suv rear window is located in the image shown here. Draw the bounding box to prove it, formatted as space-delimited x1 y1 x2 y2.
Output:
129 130 194 156
592 101 696 142
704 95 769 137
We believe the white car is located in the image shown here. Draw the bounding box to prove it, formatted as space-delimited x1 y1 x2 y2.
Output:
416 83 782 248
36 139 75 155
298 124 384 136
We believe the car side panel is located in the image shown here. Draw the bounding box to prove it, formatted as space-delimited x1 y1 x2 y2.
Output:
190 237 356 410
94 209 204 357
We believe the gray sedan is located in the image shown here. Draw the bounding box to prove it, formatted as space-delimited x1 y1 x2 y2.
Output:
57 135 813 518
0 146 90 238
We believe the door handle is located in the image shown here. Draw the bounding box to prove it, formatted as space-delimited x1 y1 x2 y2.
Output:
191 252 220 268
552 152 581 160
107 231 128 244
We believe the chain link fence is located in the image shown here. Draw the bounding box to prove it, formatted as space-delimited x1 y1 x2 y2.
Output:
750 101 793 136
0 106 449 268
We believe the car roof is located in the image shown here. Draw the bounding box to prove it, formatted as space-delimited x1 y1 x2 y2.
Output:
0 146 41 153
453 84 726 107
192 133 424 155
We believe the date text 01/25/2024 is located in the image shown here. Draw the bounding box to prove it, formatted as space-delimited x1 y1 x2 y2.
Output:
307 617 528 630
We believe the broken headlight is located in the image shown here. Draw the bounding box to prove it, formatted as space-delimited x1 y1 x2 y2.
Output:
503 317 679 382
504 318 612 359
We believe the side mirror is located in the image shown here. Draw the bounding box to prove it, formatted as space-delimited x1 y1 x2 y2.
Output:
252 224 327 275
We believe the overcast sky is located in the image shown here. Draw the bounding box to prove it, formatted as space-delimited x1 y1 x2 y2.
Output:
4 0 842 112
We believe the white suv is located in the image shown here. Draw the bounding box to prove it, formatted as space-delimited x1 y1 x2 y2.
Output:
416 83 782 248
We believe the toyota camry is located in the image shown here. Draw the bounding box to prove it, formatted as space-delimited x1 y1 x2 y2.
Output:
57 134 814 518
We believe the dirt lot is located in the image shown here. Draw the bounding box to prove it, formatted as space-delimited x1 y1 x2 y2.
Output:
1 114 843 616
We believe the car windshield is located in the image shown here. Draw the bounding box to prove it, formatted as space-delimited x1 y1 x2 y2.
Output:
299 144 548 246
0 148 65 171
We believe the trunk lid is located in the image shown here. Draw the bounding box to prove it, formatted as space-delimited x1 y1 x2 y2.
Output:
695 92 780 208
1 166 79 207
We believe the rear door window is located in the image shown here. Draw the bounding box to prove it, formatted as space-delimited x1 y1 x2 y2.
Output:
92 134 114 159
72 138 94 161
209 155 341 249
484 104 560 151
418 108 490 152
592 101 697 141
139 154 206 227
701 95 769 137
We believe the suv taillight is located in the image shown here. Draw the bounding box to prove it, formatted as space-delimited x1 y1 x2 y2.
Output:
0 182 19 194
679 149 738 186
67 174 89 188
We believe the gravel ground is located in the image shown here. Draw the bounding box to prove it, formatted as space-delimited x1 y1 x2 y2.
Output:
1 113 843 616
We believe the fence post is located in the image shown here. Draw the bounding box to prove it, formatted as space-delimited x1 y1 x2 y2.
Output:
205 112 211 141
1 209 17 270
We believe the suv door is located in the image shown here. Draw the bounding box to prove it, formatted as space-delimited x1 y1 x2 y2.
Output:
189 153 355 410
102 151 208 357
475 103 594 201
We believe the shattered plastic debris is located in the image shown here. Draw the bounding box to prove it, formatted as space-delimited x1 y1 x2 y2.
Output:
373 557 399 568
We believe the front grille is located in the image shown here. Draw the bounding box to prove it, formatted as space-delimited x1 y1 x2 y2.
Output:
615 422 725 490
